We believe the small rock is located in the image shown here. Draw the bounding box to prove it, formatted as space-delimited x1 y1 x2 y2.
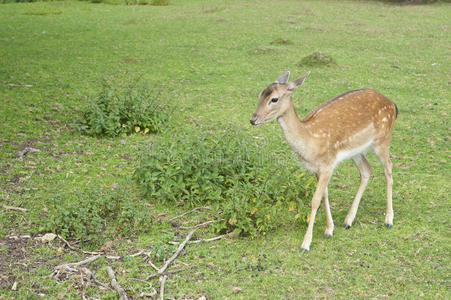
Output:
11 281 17 291
40 233 57 243
231 287 242 294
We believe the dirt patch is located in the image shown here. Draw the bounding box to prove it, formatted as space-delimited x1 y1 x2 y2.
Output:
298 51 336 67
0 236 57 290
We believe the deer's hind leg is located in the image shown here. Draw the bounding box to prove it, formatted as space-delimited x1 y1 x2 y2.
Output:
344 154 372 229
322 186 334 238
373 141 394 228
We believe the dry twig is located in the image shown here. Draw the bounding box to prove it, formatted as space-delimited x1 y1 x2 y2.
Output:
159 275 167 300
106 266 128 300
2 205 28 212
51 255 101 280
57 235 146 259
180 219 217 230
139 289 157 298
80 267 112 291
147 260 159 272
80 270 88 300
168 206 211 223
168 232 233 245
159 229 196 274
1 81 33 88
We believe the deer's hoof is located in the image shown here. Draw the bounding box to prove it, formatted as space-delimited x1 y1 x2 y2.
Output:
343 224 351 229
323 234 332 239
300 248 309 253
385 223 393 229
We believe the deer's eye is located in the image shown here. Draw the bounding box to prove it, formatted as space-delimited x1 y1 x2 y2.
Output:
271 97 279 103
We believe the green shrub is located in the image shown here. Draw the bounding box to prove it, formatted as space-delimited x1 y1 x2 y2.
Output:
134 127 313 236
42 184 152 242
73 81 170 137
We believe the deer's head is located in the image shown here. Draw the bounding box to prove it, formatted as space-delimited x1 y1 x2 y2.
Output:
250 71 310 126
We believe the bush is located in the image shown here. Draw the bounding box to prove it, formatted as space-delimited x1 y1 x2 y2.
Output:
134 127 313 236
42 184 152 242
73 81 170 137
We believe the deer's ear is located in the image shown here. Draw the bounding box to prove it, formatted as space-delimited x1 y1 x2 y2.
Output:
287 71 310 91
274 71 290 84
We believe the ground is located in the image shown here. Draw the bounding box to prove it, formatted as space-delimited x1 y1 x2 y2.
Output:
0 0 450 299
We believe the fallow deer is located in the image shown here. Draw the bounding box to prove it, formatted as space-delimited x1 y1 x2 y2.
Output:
250 72 397 252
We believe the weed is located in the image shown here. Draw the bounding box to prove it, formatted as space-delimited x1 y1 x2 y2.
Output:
42 183 152 243
72 81 170 137
134 126 312 236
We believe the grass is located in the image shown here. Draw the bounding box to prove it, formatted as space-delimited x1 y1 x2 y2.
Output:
0 0 450 298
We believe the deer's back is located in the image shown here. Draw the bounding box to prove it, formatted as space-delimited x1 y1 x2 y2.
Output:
302 89 397 141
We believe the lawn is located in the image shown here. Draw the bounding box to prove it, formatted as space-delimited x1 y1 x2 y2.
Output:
0 0 450 298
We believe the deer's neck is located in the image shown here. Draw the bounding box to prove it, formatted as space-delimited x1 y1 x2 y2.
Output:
277 101 309 158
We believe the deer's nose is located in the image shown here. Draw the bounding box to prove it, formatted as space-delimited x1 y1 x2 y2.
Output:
250 114 258 126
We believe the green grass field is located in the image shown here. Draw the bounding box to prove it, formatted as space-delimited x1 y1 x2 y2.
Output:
1 0 450 298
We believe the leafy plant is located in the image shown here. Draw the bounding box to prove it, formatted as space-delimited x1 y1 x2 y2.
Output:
134 126 313 236
42 183 152 242
73 81 170 137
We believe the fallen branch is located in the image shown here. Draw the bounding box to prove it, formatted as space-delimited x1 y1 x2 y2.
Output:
139 289 157 298
145 265 196 280
147 260 159 272
57 235 146 259
159 275 167 300
159 229 196 274
168 232 233 245
168 206 211 223
2 205 28 212
180 220 216 230
80 270 88 300
80 267 112 291
106 266 128 300
51 255 101 280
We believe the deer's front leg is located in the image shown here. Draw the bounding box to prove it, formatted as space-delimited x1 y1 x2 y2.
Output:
301 172 332 252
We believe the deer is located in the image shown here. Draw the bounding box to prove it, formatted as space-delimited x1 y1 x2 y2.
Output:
250 71 398 252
